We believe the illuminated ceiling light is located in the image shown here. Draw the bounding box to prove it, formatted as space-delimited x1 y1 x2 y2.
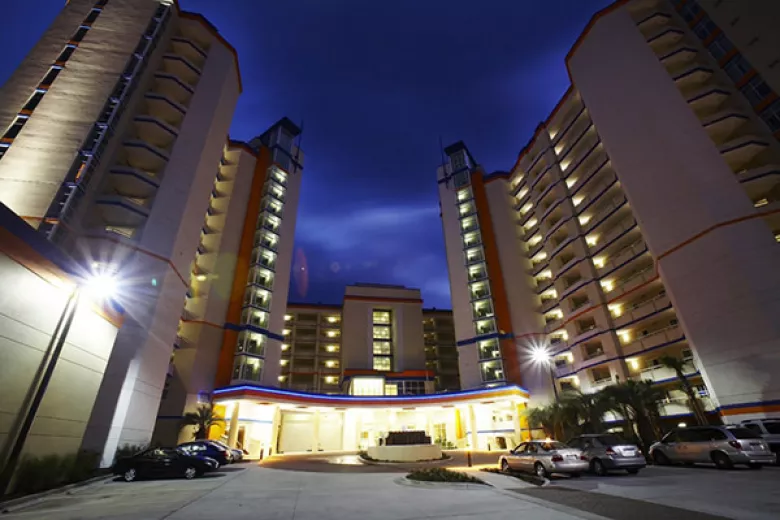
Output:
283 329 291 335
521 203 533 214
608 303 622 317
554 145 564 155
586 235 598 246
327 316 339 323
284 314 292 321
195 274 207 282
326 331 337 337
278 375 286 381
566 177 578 188
82 271 118 303
540 269 552 279
529 234 542 245
579 215 591 225
281 343 290 351
572 195 584 206
325 360 336 368
548 129 558 139
518 188 529 199
627 357 639 370
618 329 631 343
593 256 606 268
560 160 571 171
526 218 538 229
326 345 338 352
280 359 288 365
600 279 615 292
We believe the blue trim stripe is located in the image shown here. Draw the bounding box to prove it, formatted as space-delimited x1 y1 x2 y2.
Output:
224 322 285 341
214 383 530 400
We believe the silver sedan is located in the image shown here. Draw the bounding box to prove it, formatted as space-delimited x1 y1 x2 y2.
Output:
500 440 589 478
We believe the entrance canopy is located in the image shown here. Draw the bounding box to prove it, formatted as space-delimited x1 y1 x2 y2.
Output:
211 384 532 458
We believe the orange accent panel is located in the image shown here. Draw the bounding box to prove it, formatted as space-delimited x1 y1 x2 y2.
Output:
343 295 423 304
1 137 13 144
19 109 33 116
717 49 739 68
701 27 722 47
180 318 223 329
470 172 521 386
735 69 758 89
687 10 705 29
754 92 778 113
720 404 780 416
214 147 271 387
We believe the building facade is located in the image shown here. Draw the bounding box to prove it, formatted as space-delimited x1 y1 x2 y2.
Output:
280 284 461 395
438 0 780 423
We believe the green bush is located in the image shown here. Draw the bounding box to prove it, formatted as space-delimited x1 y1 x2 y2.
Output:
13 450 101 496
407 468 485 484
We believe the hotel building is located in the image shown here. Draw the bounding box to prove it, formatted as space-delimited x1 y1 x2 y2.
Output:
438 0 780 423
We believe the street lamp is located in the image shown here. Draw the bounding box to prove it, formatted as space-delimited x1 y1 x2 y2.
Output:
530 344 559 402
0 269 119 495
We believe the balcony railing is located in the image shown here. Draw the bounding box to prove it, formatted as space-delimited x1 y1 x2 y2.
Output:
631 360 697 384
622 323 683 356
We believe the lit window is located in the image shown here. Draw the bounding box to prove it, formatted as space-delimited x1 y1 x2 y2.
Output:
372 310 391 324
373 357 391 371
739 75 773 107
373 341 391 355
706 33 734 61
723 54 753 83
372 326 390 339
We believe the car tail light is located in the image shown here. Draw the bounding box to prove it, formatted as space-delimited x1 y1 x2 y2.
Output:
605 447 616 456
728 440 742 450
580 454 589 461
551 454 563 462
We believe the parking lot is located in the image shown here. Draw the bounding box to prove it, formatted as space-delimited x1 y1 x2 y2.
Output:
2 455 779 520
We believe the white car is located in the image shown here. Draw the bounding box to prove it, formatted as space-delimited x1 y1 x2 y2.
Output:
741 419 780 459
500 440 588 478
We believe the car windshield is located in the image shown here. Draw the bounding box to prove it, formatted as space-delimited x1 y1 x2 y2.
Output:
764 422 780 435
727 427 762 439
596 435 627 446
537 441 568 451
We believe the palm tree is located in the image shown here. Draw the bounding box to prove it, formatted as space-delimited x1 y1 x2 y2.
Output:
659 355 707 425
560 389 606 435
600 381 663 454
526 402 578 440
180 404 225 440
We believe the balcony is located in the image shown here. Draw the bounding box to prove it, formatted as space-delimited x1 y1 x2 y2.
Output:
152 73 194 105
672 65 713 90
582 195 628 234
574 175 619 215
646 27 684 50
702 110 749 143
141 97 183 133
602 264 655 298
134 115 178 149
659 396 714 417
630 358 696 384
687 87 730 114
95 194 151 227
590 216 638 253
719 136 769 172
596 239 648 275
621 323 684 357
162 54 201 86
636 11 670 31
123 140 169 172
555 116 591 159
107 166 159 198
612 292 671 329
552 106 587 146
170 37 207 68
660 47 698 70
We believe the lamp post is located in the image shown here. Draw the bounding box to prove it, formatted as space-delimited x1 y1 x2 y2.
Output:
531 345 559 402
0 271 118 495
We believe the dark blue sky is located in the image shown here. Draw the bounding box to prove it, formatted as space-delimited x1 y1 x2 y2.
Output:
1 0 609 308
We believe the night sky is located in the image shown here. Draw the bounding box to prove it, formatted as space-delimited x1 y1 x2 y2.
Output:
1 0 610 308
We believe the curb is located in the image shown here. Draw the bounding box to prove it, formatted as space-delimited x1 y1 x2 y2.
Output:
358 455 451 466
394 476 490 490
0 474 113 514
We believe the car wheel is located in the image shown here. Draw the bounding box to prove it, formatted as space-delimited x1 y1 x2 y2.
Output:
123 468 137 482
747 463 763 470
626 468 640 475
592 459 607 476
183 466 198 480
500 459 510 474
711 452 733 470
534 462 549 479
213 461 220 470
652 450 671 466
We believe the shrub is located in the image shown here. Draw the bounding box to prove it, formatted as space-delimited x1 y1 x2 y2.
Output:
406 468 485 484
13 450 101 496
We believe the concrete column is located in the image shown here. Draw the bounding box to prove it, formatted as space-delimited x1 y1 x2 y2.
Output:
354 412 363 450
269 406 282 457
312 410 321 452
468 404 479 450
426 414 435 442
227 403 240 448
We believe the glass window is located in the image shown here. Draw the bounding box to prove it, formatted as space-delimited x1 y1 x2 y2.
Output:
372 326 391 339
764 422 780 435
463 231 481 248
459 200 476 216
57 45 77 63
475 318 496 335
706 33 734 61
537 441 568 451
467 263 487 282
453 171 470 188
743 424 763 434
233 356 263 381
472 298 494 320
465 247 484 264
740 75 773 107
760 100 780 132
237 331 265 356
695 428 727 441
477 338 501 360
71 27 89 42
460 216 478 232
679 0 702 22
727 427 762 439
480 359 504 382
372 310 391 324
373 357 391 371
456 187 473 202
723 54 753 83
373 341 391 355
692 16 717 40
40 66 62 86
450 150 469 171
470 281 490 300
22 91 45 112
84 9 100 24
3 117 27 140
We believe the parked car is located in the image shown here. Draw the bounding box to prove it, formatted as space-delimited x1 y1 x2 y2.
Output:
210 440 244 462
113 448 216 482
178 441 233 467
740 419 780 457
568 434 646 475
500 440 588 478
649 425 776 469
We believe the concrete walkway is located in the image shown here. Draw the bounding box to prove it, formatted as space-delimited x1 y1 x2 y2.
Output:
3 464 593 520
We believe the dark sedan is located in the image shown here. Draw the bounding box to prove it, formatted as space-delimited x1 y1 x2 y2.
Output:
113 448 216 482
178 441 232 467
